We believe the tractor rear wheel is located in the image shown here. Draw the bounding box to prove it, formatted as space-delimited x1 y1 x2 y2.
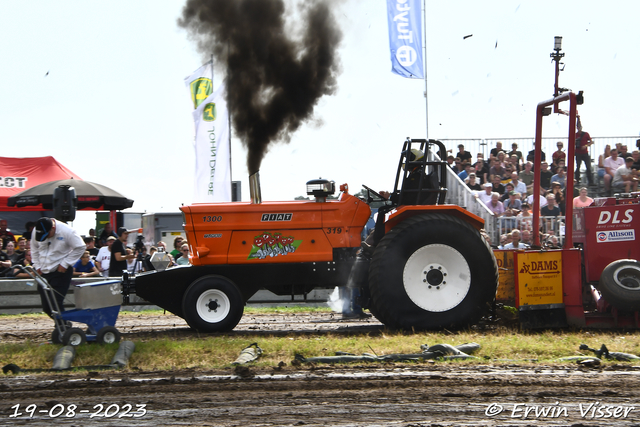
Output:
599 259 640 312
182 275 244 332
368 213 498 330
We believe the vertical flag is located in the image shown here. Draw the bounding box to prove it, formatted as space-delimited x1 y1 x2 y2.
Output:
185 63 231 202
386 0 424 78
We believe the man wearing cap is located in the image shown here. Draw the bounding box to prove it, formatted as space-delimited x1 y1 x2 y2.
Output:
475 182 494 205
30 217 85 322
612 157 639 193
109 227 136 277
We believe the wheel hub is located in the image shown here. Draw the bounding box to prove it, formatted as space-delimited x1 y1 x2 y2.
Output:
196 289 231 323
615 266 640 290
424 264 447 289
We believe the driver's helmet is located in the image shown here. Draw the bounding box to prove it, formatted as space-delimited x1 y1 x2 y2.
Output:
403 148 424 170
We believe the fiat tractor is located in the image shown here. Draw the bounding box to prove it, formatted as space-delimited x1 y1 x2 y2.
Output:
123 139 499 332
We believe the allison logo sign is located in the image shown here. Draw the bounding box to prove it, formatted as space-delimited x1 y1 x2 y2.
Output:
597 229 635 243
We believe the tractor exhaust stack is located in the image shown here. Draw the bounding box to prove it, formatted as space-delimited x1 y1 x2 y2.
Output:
249 172 262 204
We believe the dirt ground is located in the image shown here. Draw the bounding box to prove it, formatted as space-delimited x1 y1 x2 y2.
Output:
2 312 640 426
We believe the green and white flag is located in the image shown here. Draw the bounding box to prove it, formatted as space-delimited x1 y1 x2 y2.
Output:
185 63 231 202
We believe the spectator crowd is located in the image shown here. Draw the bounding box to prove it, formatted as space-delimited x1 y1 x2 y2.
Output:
0 220 191 279
449 138 640 249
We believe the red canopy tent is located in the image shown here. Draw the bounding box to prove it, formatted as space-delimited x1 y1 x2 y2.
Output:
0 156 81 212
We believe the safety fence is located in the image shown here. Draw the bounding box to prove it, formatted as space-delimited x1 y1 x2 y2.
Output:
434 147 568 245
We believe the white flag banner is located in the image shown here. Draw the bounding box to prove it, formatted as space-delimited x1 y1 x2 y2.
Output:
191 81 231 202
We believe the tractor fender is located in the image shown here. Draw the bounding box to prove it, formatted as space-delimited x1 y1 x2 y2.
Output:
384 205 485 233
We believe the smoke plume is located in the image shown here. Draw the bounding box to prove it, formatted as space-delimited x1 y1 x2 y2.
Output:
178 0 343 174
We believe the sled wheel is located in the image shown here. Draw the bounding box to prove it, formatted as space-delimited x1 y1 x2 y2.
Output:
599 259 640 312
62 328 87 346
368 213 498 330
96 326 121 345
182 275 244 332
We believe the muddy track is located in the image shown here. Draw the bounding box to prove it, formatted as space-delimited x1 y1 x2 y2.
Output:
2 312 640 426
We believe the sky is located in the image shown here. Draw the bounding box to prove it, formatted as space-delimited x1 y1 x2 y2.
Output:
1 0 639 234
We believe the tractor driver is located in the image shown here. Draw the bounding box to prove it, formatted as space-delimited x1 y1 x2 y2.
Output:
379 148 439 206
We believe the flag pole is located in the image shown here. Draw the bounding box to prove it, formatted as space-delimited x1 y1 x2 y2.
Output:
227 40 233 199
423 0 428 139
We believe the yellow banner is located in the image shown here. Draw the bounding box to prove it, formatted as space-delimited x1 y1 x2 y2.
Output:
494 250 515 302
516 251 564 306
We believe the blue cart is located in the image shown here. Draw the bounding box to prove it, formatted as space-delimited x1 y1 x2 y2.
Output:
21 266 123 346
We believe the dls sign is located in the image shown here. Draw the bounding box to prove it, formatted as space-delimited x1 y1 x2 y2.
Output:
598 209 633 225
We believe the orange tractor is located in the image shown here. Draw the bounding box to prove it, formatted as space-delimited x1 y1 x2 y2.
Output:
125 139 499 332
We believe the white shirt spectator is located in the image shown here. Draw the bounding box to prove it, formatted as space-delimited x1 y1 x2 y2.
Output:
604 156 625 174
526 194 548 208
511 180 527 195
475 190 492 205
503 242 529 250
95 246 112 278
613 166 632 187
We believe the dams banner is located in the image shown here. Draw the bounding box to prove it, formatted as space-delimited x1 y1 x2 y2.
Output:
386 0 424 79
185 62 231 202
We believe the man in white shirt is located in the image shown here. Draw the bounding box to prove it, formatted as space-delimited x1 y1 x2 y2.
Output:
475 182 493 205
509 172 527 195
95 236 116 277
503 229 529 250
604 148 626 193
31 217 85 324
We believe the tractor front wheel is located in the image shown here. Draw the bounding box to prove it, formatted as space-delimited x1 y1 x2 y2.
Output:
182 275 245 332
368 213 498 330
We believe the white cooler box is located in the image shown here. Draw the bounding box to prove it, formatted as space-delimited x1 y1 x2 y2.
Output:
74 280 122 310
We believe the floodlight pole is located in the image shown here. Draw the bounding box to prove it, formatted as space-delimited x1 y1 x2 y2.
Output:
550 36 565 114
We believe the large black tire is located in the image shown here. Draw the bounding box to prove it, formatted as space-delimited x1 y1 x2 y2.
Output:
181 275 244 332
599 259 640 312
62 327 87 346
368 213 498 330
96 326 121 345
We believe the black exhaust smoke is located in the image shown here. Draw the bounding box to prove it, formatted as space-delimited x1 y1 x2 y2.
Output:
178 0 343 175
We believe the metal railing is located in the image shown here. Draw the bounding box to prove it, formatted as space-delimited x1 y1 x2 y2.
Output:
431 143 570 245
430 146 499 243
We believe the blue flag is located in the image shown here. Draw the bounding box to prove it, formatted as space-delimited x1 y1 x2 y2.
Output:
386 0 424 79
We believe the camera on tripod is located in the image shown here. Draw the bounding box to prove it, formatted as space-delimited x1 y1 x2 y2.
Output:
134 234 145 253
